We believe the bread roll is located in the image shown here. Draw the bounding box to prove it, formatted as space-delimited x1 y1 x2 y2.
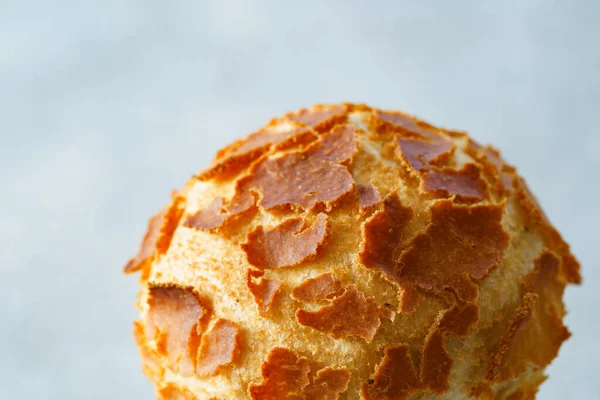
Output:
124 103 580 399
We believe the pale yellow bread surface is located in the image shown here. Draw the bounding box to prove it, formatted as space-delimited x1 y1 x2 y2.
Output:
124 104 580 400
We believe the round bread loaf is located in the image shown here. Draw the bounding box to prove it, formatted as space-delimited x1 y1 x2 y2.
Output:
124 103 580 400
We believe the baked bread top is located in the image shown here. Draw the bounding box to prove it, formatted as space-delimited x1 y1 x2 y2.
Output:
125 103 580 400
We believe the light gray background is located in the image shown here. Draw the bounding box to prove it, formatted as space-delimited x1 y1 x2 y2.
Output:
1 1 598 399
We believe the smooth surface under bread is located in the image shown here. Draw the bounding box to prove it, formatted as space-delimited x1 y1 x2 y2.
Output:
124 103 580 399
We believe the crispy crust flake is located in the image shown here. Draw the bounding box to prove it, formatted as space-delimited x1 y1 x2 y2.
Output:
362 344 419 400
252 152 354 211
304 367 351 400
397 200 509 302
249 347 311 399
196 318 242 376
488 251 571 382
305 124 358 164
184 179 256 232
357 183 382 211
396 135 455 172
291 273 344 303
363 329 453 399
438 301 480 339
359 193 414 280
250 347 350 400
124 193 185 274
420 330 453 394
197 127 317 181
465 139 515 194
421 163 490 203
146 284 211 376
247 269 283 315
288 105 347 131
184 197 227 230
242 213 330 269
295 285 383 342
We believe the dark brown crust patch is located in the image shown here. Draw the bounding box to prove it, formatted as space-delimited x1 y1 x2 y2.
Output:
465 139 515 194
242 213 329 269
291 273 344 303
305 124 357 164
196 318 242 376
421 163 490 203
304 367 351 400
362 344 420 400
196 127 316 181
250 347 350 400
247 269 283 315
438 301 480 339
288 105 347 132
396 135 455 172
363 329 453 399
295 285 383 342
249 347 311 399
376 111 456 172
419 330 453 394
357 183 381 211
251 152 354 211
146 284 211 376
359 193 414 281
376 110 435 137
184 197 227 230
397 200 509 302
124 193 185 273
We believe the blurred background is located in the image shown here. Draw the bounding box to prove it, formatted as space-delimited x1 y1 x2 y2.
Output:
1 1 598 399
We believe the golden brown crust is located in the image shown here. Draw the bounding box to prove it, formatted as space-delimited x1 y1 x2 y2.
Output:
134 320 164 384
157 383 197 400
126 103 579 400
